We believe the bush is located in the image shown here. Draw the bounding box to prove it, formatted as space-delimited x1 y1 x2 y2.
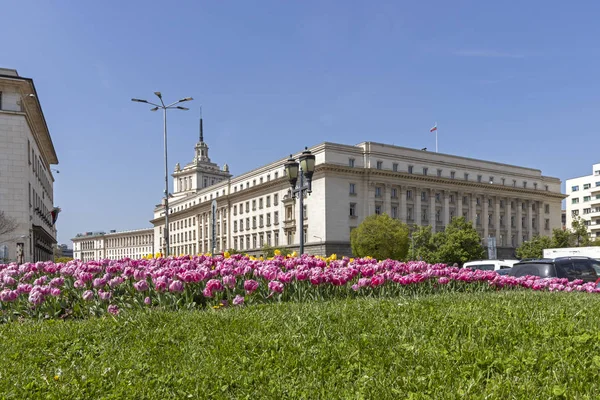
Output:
350 213 410 260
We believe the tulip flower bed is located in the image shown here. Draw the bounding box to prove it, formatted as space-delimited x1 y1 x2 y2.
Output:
2 291 600 398
1 254 600 321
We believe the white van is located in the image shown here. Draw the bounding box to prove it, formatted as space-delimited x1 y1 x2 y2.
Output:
462 259 520 271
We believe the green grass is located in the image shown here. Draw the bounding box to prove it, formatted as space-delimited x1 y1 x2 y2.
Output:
1 291 600 399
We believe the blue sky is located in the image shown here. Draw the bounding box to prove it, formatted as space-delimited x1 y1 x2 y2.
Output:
2 1 600 245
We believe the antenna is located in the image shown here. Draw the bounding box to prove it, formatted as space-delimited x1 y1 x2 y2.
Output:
199 105 204 142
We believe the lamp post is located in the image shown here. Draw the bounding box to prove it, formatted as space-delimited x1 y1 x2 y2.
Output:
284 147 316 255
132 93 193 257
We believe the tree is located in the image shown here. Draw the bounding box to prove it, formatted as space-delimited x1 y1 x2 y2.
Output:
434 217 486 265
0 211 18 237
408 225 436 261
550 228 572 248
571 216 591 247
515 235 553 259
350 213 410 260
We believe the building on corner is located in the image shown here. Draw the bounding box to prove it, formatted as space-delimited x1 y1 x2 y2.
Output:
0 68 59 263
565 162 600 239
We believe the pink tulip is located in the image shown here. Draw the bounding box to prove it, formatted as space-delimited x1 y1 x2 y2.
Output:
438 277 450 285
107 304 119 315
268 280 284 294
144 296 151 305
169 280 184 293
82 290 94 301
244 279 259 294
233 295 244 306
223 275 236 289
134 280 149 292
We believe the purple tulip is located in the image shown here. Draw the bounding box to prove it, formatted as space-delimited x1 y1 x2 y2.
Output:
438 277 450 285
134 280 149 292
82 290 94 301
169 280 184 293
243 279 259 294
144 296 151 305
233 295 244 306
268 280 284 294
107 304 119 315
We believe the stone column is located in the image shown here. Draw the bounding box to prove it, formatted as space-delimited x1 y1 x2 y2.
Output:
495 197 501 243
457 192 463 220
517 200 523 245
443 191 450 227
367 182 376 216
527 201 533 240
400 187 407 223
506 198 512 247
483 195 489 245
383 184 391 216
415 188 422 226
470 194 477 227
429 189 436 232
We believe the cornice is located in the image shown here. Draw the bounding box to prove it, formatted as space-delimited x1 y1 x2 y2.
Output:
319 164 566 200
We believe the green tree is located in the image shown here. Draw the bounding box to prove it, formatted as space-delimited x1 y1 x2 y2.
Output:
408 225 436 261
571 217 591 247
550 228 572 248
55 257 73 263
434 217 485 265
515 235 553 259
350 213 410 260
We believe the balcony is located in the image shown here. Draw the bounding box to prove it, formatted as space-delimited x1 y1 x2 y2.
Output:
284 219 296 229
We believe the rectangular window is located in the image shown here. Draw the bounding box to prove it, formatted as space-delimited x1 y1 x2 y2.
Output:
477 175 482 183
437 169 442 177
423 167 428 176
571 198 579 204
274 211 279 224
406 190 412 199
489 176 494 184
376 161 383 169
450 171 455 179
349 183 356 195
391 206 398 219
596 182 600 187
421 191 427 201
349 203 356 217
584 208 592 214
246 202 250 212
408 165 414 174
572 185 580 191
392 163 398 172
252 217 257 229
513 180 517 187
275 172 279 179
259 198 263 209
252 200 256 210
259 215 264 227
375 187 382 197
523 181 527 188
407 207 413 220
375 205 382 215
391 188 397 198
274 232 279 246
584 196 591 202
274 194 279 205
349 158 355 167
267 213 271 226
545 204 550 214
266 196 271 207
464 173 469 181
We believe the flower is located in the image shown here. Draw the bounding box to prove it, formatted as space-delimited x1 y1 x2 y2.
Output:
222 275 236 289
268 280 284 294
438 277 450 285
144 296 152 305
107 304 119 315
82 290 94 301
233 295 244 306
244 279 259 294
134 280 149 292
168 280 184 293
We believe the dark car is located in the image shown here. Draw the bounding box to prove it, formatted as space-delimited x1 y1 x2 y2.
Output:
509 256 600 282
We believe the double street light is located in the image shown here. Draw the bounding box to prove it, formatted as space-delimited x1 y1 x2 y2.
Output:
284 147 316 255
131 92 193 256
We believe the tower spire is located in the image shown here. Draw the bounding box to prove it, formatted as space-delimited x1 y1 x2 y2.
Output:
199 106 204 142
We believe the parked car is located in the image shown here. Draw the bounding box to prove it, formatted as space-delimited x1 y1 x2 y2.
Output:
508 256 600 282
462 259 520 272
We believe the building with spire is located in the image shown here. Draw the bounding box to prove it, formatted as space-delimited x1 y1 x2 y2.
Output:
171 117 231 196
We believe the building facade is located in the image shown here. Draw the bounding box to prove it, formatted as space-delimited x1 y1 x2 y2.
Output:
72 228 154 261
0 68 59 263
565 163 600 239
150 125 564 259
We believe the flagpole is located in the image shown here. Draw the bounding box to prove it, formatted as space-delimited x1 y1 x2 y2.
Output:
435 122 438 153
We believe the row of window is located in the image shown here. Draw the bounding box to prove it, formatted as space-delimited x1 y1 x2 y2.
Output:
572 194 600 204
234 212 281 232
233 194 280 215
233 171 281 193
233 230 284 251
106 235 153 248
348 158 547 190
572 182 600 191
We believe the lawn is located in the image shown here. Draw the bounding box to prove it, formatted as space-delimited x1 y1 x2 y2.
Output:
1 291 600 399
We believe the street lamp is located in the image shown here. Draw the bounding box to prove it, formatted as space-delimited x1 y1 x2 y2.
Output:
284 147 316 255
132 92 193 257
